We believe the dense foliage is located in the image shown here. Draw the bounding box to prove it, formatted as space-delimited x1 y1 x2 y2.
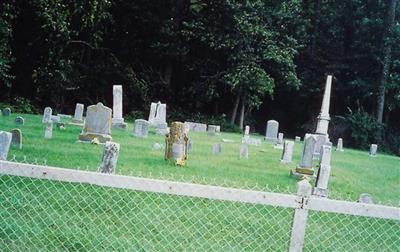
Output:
0 0 399 154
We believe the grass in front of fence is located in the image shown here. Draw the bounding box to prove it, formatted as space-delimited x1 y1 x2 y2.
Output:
0 113 399 203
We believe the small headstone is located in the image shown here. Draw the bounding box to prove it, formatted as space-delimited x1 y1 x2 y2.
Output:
313 134 329 159
313 144 332 197
99 141 120 174
208 125 218 137
15 116 25 125
51 115 61 123
265 120 279 142
0 131 12 160
152 143 163 150
358 193 374 204
10 129 22 149
42 107 52 123
294 134 317 176
239 144 249 159
44 123 53 139
212 143 222 155
72 103 84 124
2 108 11 116
369 144 378 157
336 138 344 152
184 122 207 132
79 102 112 143
156 122 169 135
133 119 149 138
244 125 250 135
295 136 301 142
112 85 127 129
281 140 294 163
274 132 284 149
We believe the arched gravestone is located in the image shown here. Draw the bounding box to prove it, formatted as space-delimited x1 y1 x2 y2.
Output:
265 120 279 142
11 129 22 149
79 103 112 143
133 119 149 138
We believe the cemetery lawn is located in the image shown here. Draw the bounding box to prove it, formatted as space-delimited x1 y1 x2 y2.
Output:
1 113 399 204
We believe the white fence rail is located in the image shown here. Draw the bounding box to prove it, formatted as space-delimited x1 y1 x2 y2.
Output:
0 160 399 251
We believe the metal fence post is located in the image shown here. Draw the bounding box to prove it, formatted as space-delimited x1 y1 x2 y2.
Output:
289 179 312 252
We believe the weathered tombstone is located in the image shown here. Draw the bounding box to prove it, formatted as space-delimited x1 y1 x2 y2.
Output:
2 107 11 116
156 122 169 135
79 102 112 143
15 116 25 126
44 123 53 139
313 145 332 197
313 134 329 160
281 140 294 163
265 120 279 142
165 122 188 165
42 107 52 123
239 144 249 159
148 101 166 126
133 119 149 138
184 122 207 132
0 131 12 160
244 125 250 135
112 85 127 129
208 125 218 137
72 103 84 124
99 141 120 174
369 144 378 157
10 129 22 149
358 193 374 204
212 143 222 155
274 132 284 149
293 135 317 176
295 136 301 142
336 138 344 152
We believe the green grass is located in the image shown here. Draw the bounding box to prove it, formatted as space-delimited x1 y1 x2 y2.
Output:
0 113 399 251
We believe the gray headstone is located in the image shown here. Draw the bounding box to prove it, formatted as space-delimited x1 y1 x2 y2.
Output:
212 143 222 155
0 131 12 160
369 144 378 157
99 141 120 174
295 136 301 142
358 193 374 204
2 108 11 116
72 103 84 123
336 138 344 152
10 129 22 149
15 116 25 125
242 137 261 146
313 134 329 159
239 144 249 159
299 135 317 168
156 122 169 135
313 144 332 197
44 123 53 139
281 140 294 163
79 102 112 143
148 101 166 126
51 115 61 123
133 119 150 138
265 120 279 142
274 132 284 149
184 122 207 132
42 107 52 123
208 125 218 137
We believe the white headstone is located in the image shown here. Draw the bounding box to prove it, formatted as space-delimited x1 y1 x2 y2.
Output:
112 85 127 129
79 102 112 143
239 144 249 159
148 101 166 126
336 138 344 152
99 141 120 174
0 131 12 160
265 120 279 142
44 123 53 139
133 119 150 138
369 144 378 157
208 125 218 137
42 107 52 123
72 103 84 123
212 143 222 155
274 132 284 149
244 125 250 135
313 144 332 197
156 122 169 135
184 122 207 132
281 140 294 163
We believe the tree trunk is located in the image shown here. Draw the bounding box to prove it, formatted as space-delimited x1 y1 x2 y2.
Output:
230 90 241 124
239 95 245 129
376 0 397 124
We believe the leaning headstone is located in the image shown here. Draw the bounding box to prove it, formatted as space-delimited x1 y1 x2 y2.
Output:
99 141 120 174
133 119 149 138
10 129 22 149
156 122 169 135
336 138 344 152
0 131 12 160
42 107 52 123
79 102 112 143
369 144 378 157
148 101 166 126
274 132 284 149
184 122 207 132
265 120 279 142
165 122 188 165
295 136 301 142
313 145 332 197
2 108 11 116
208 125 218 137
112 85 127 129
15 116 25 126
212 143 222 155
239 144 249 159
72 103 84 124
281 140 294 163
293 135 317 176
44 123 53 139
358 193 374 204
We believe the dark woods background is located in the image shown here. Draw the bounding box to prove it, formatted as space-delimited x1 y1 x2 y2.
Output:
0 0 399 154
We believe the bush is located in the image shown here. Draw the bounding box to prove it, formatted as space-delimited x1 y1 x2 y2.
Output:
0 97 38 114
